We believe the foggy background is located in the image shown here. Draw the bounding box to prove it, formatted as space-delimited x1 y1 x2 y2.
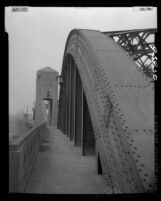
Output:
6 7 157 115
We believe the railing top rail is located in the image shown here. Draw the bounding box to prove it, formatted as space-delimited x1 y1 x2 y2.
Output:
9 121 46 152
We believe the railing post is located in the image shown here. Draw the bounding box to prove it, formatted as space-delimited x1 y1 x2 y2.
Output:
9 151 19 192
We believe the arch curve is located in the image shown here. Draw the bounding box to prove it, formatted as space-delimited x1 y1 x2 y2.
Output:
58 29 154 193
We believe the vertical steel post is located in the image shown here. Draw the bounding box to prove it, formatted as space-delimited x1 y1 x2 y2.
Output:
75 67 83 147
73 61 77 144
82 92 95 156
63 70 66 134
65 61 68 135
67 56 71 138
70 57 76 141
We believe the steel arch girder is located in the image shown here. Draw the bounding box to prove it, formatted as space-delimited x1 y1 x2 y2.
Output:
58 29 154 193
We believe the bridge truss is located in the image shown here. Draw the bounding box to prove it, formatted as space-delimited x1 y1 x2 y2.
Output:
104 29 157 79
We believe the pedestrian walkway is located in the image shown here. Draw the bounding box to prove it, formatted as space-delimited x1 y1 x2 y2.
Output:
25 127 108 194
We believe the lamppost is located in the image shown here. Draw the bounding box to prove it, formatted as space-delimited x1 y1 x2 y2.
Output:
47 90 50 98
58 75 63 85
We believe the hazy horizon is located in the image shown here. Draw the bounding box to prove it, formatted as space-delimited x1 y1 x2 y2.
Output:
6 7 157 115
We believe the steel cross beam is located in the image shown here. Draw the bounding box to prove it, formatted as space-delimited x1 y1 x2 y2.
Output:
103 29 157 79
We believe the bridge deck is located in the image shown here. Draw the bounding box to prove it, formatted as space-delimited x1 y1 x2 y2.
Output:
25 127 108 194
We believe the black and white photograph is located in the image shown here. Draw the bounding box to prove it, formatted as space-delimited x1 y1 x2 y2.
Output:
7 6 157 195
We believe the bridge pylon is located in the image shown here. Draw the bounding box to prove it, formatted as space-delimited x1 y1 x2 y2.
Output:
35 66 59 127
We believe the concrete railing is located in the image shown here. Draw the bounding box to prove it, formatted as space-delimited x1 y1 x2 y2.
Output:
9 121 47 193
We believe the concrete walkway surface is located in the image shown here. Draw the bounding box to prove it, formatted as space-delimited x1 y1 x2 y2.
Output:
25 127 108 194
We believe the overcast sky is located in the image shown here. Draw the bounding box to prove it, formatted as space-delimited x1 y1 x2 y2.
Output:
6 7 157 115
